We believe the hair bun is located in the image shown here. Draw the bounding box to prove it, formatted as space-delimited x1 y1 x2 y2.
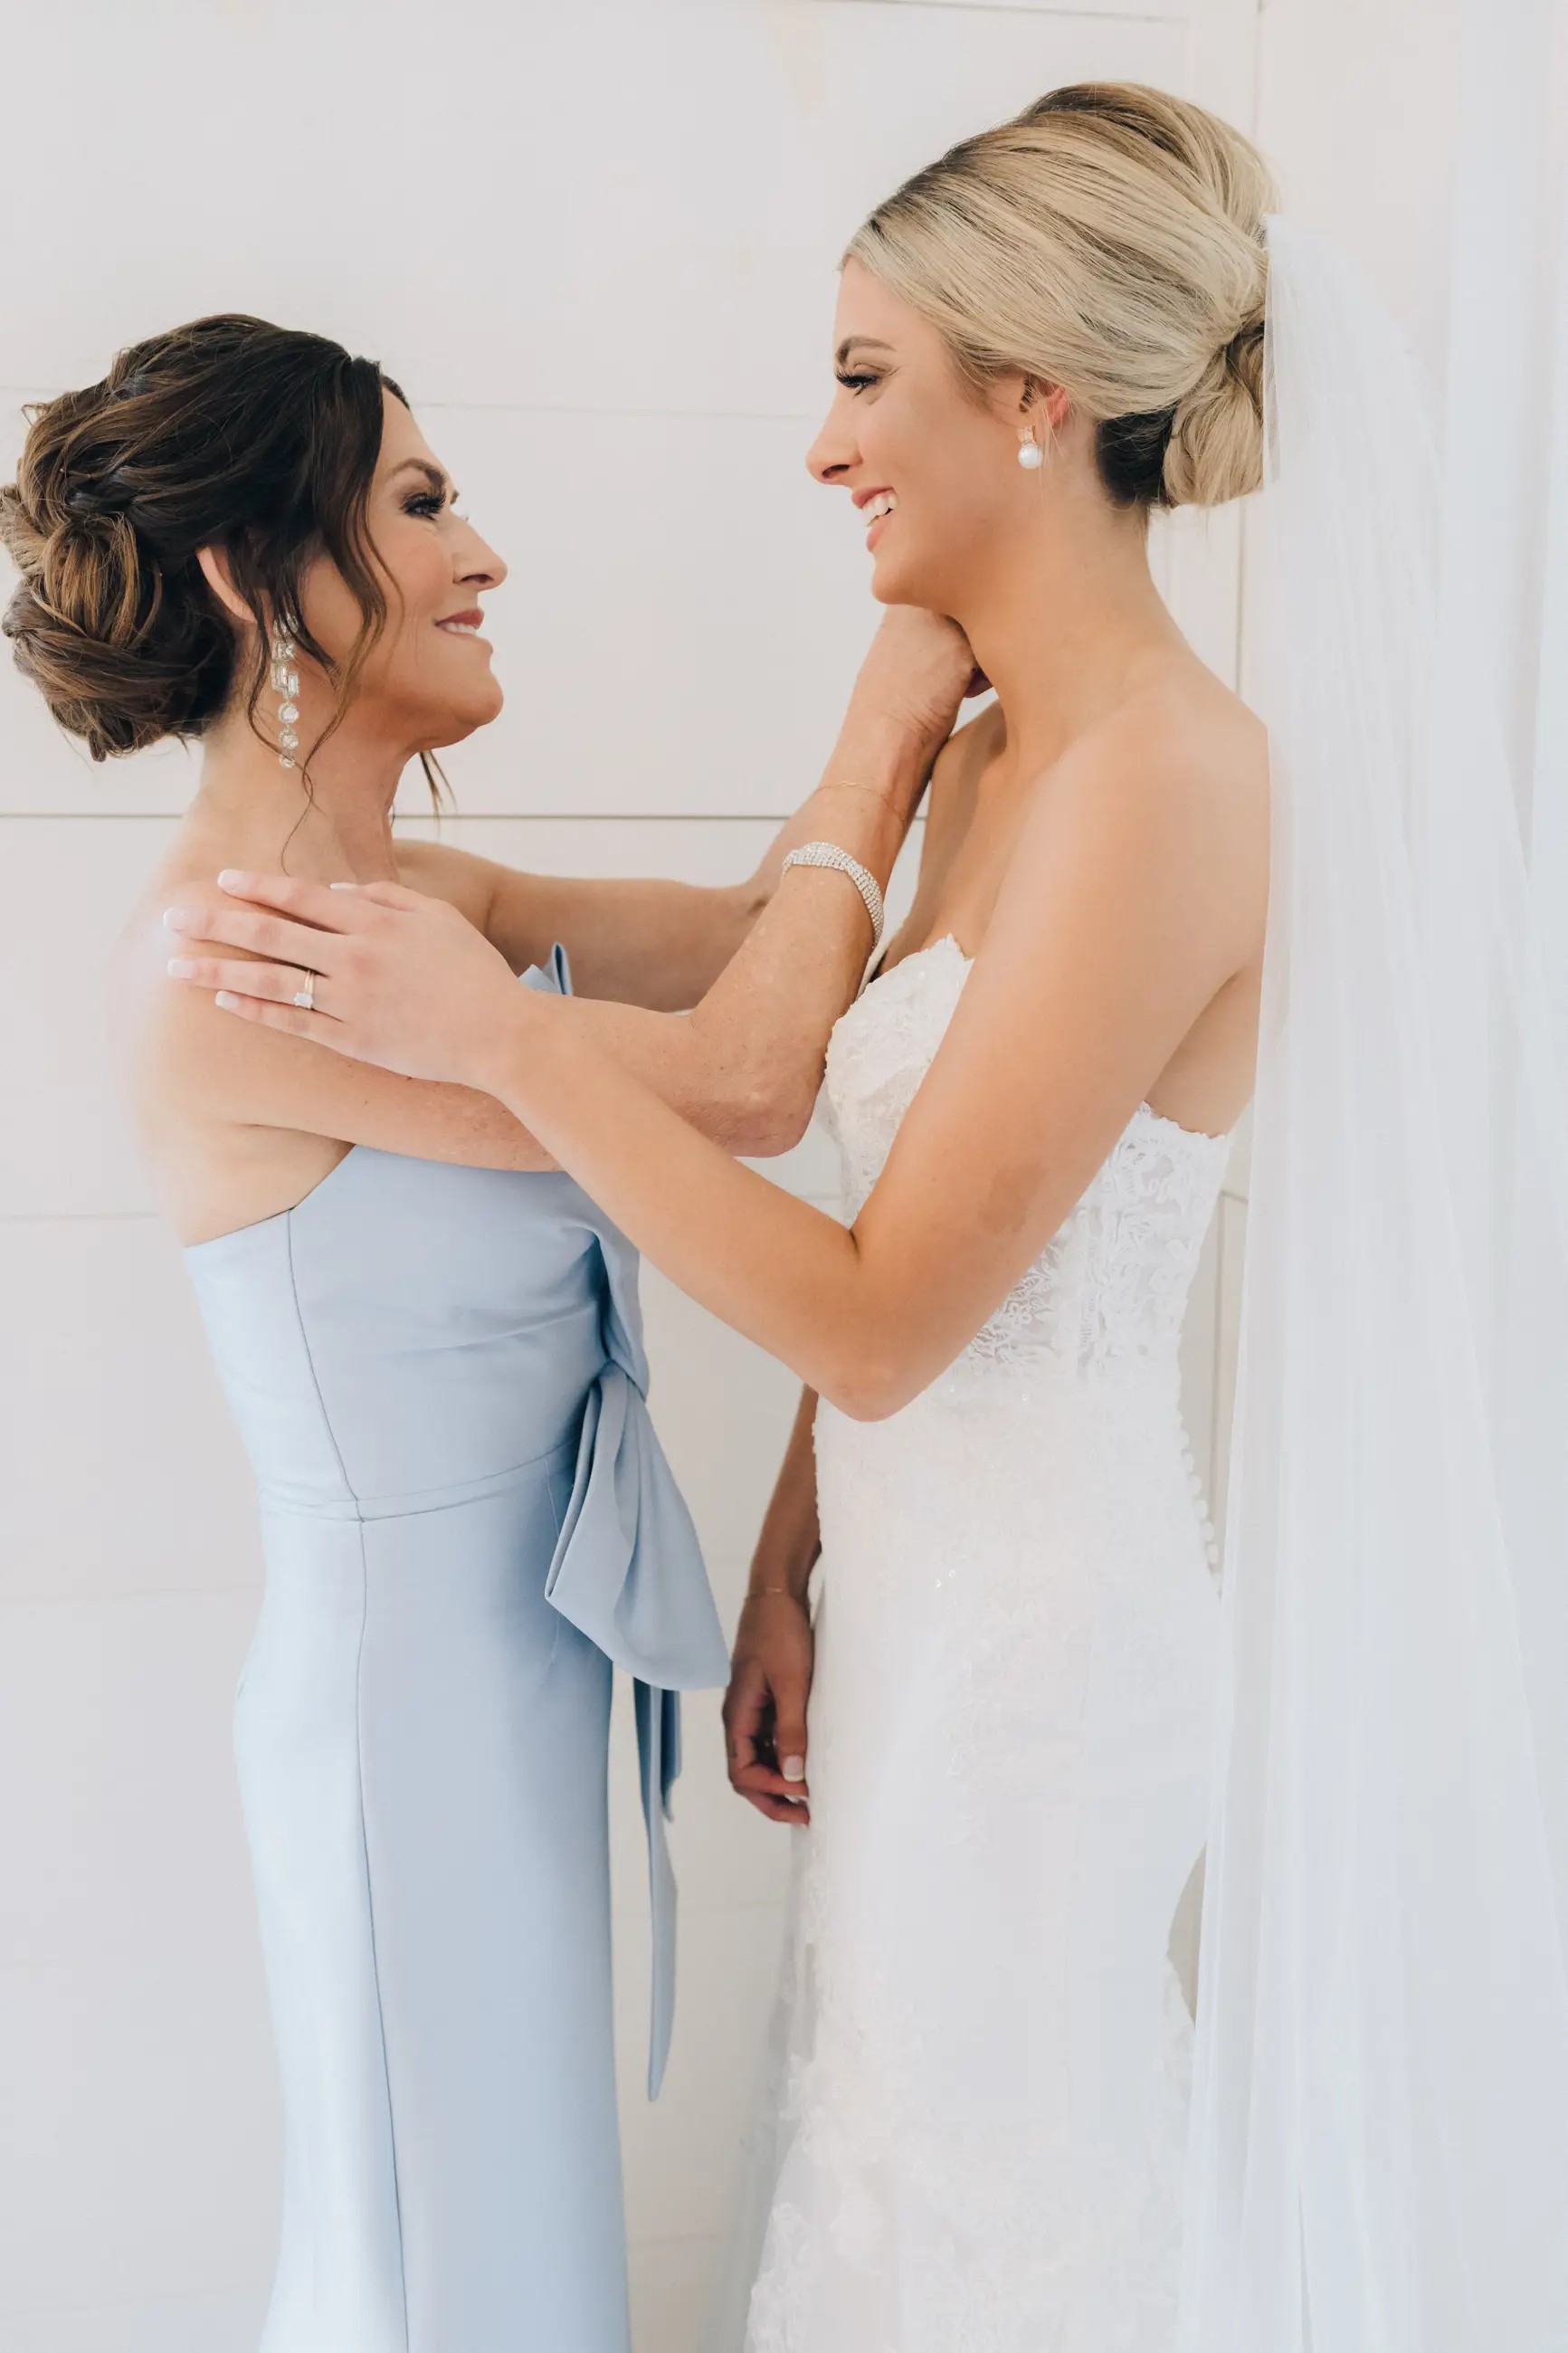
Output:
848 81 1276 514
64 477 132 520
1162 310 1266 509
1 464 215 763
40 504 147 641
1 376 231 762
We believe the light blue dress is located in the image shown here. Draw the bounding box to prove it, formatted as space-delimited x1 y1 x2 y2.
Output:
183 949 727 2353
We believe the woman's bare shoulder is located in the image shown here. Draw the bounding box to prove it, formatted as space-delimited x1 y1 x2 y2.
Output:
115 834 487 1067
109 848 299 1140
110 839 227 1038
1006 657 1269 985
1109 656 1266 798
110 843 555 1243
1035 661 1267 881
391 835 497 929
107 828 478 1131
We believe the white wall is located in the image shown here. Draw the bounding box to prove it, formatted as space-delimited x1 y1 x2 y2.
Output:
0 5 1258 2347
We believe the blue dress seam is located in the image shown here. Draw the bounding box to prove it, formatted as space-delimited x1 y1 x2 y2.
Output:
283 1215 411 2349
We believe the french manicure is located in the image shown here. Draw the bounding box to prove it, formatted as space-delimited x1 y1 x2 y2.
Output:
166 958 195 979
163 906 193 931
782 1756 806 1783
216 869 243 891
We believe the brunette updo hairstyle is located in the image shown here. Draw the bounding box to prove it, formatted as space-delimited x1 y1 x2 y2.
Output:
0 315 407 763
847 82 1276 510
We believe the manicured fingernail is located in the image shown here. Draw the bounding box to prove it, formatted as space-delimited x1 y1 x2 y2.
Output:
166 958 195 978
329 880 356 891
216 869 243 890
163 906 193 930
214 991 239 1010
782 1756 806 1782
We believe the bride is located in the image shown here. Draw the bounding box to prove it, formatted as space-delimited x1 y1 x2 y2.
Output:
171 81 1270 2346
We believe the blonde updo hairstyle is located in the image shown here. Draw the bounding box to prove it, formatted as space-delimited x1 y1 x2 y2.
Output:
847 82 1276 510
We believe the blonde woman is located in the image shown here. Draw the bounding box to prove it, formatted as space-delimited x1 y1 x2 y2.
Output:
175 86 1270 2347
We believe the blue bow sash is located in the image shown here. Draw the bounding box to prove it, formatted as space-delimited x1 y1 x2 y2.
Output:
526 947 729 2097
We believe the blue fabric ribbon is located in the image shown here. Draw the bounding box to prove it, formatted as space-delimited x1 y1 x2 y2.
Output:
526 946 729 2097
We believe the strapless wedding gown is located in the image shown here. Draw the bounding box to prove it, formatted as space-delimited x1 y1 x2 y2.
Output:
739 937 1230 2353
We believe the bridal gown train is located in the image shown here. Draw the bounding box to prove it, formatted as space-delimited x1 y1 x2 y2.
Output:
738 937 1229 2353
184 950 727 2353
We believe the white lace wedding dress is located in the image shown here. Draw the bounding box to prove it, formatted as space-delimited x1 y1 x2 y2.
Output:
736 936 1231 2353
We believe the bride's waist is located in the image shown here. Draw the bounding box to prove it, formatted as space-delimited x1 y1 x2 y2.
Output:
813 1371 1213 1578
885 1345 1181 1414
816 1356 1192 1466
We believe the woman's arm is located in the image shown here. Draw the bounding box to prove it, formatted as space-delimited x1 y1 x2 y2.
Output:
395 616 985 1013
161 614 975 1167
399 839 767 1010
725 1387 822 1825
394 770 862 1014
169 690 1266 1409
539 749 914 1156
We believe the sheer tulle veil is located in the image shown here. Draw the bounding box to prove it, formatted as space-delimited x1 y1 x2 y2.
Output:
1180 216 1568 2351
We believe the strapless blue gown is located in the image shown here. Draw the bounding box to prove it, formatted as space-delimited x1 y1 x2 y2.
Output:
183 949 727 2353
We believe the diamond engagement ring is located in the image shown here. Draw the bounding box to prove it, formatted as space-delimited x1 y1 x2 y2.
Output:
293 973 317 1013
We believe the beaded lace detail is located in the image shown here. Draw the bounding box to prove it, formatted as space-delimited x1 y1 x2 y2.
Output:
730 934 1231 2353
821 935 1231 1383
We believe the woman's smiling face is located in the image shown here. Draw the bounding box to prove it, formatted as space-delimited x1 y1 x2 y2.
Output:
806 259 1038 615
298 391 508 752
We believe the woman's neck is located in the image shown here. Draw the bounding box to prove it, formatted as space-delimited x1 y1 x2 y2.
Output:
183 706 413 882
955 495 1184 781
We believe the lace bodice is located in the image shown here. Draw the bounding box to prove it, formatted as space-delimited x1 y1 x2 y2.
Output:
820 936 1231 1383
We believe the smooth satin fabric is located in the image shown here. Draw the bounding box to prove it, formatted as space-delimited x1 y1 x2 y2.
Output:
185 949 726 2353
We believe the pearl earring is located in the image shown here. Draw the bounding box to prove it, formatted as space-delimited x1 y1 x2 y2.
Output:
1017 433 1043 472
271 631 300 770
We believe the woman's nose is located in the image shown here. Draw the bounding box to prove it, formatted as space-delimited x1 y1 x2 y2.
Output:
807 408 857 487
457 526 508 592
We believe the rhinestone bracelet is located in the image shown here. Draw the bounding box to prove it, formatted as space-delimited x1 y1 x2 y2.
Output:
781 840 886 952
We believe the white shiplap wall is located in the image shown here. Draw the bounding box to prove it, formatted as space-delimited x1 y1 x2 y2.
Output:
0 5 1257 2347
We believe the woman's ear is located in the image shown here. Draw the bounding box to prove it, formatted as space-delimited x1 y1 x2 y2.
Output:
1020 376 1072 437
195 544 253 629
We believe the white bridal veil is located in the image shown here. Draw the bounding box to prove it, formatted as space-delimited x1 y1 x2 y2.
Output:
1181 218 1568 2350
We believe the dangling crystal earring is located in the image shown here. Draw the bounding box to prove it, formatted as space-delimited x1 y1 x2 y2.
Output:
271 630 300 769
1017 429 1043 472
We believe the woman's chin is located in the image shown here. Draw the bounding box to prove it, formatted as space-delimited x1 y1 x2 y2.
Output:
869 548 936 609
428 682 505 747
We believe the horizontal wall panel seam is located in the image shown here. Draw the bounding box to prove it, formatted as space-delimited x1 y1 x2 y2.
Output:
0 1209 159 1224
0 1579 263 1605
0 386 822 426
794 0 1179 20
